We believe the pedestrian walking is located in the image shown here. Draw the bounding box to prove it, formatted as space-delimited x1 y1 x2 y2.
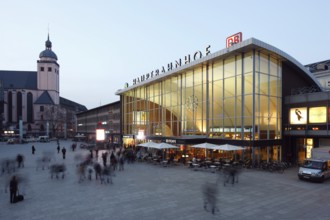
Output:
119 155 124 171
223 166 237 186
89 149 93 159
61 147 66 159
102 152 108 167
202 182 219 214
94 162 102 180
9 175 18 203
100 166 112 184
32 145 36 155
71 143 76 151
16 154 24 168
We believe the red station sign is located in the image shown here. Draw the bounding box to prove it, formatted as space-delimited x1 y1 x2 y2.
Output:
226 32 242 48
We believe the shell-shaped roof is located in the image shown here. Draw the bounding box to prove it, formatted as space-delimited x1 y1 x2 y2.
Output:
116 37 323 94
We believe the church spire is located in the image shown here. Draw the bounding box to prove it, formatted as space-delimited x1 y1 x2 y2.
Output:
45 33 52 50
39 33 57 60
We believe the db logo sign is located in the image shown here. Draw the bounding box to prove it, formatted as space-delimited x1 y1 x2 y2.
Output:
226 32 242 48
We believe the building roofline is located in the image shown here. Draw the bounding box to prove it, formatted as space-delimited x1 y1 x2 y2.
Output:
116 38 323 95
76 100 120 115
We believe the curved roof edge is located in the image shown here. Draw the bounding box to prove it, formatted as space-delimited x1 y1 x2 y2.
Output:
116 38 323 95
247 38 323 91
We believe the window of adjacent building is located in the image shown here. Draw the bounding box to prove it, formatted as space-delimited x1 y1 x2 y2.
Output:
8 92 13 123
27 92 33 123
40 106 44 112
17 92 22 120
48 67 52 72
40 67 44 71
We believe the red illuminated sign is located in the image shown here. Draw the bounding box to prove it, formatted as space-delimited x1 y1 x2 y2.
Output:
226 32 242 48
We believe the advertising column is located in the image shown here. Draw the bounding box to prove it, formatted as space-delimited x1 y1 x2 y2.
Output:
96 122 105 149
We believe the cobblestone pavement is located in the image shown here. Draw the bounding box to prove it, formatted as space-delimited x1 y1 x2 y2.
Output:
1 141 330 220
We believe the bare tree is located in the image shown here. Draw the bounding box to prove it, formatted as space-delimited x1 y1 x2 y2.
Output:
42 105 66 137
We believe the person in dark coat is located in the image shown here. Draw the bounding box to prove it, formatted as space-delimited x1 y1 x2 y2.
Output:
203 182 219 214
94 162 102 180
61 147 66 159
16 154 24 168
102 152 108 167
32 145 36 155
9 175 18 203
57 145 60 154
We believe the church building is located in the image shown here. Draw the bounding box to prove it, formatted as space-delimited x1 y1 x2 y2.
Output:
0 35 87 139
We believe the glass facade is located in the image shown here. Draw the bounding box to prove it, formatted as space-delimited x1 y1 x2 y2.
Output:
121 50 282 143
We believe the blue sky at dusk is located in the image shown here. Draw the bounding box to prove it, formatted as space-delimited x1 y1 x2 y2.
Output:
0 0 328 109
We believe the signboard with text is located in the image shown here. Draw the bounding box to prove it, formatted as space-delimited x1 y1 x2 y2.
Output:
226 32 242 48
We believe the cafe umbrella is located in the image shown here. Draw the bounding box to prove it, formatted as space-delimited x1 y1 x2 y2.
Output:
190 142 220 149
215 144 244 151
137 141 158 148
214 144 245 161
154 143 178 160
190 142 220 158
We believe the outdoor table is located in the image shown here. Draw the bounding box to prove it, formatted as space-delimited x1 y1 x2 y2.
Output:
161 160 168 167
192 163 199 171
223 163 231 168
210 165 217 173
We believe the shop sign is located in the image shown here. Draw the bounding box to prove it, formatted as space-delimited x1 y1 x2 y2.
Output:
290 107 307 124
309 107 326 123
166 139 176 144
131 45 211 86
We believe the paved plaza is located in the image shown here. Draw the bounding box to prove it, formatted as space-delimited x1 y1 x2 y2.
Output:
1 140 330 220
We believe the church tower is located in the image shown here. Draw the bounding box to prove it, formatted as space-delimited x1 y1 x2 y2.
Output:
37 34 60 104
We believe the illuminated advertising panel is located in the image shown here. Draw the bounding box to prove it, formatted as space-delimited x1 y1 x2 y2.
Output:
96 129 105 141
136 130 145 140
309 107 327 123
290 107 307 124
